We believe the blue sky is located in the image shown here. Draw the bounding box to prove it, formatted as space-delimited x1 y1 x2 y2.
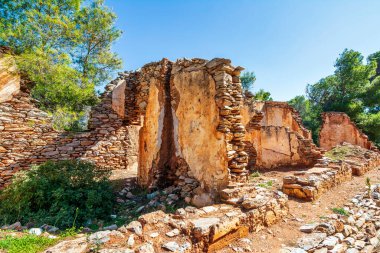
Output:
105 0 380 101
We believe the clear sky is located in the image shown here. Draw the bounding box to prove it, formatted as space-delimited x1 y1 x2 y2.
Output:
105 0 380 101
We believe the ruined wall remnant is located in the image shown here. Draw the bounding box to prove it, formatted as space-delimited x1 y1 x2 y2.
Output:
4 55 362 201
0 72 139 188
283 143 380 201
120 58 248 196
319 112 377 151
241 101 322 169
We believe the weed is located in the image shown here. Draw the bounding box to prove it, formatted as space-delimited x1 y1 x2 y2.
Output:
325 146 352 161
0 234 57 253
250 171 261 178
331 207 349 216
257 180 273 188
366 177 371 198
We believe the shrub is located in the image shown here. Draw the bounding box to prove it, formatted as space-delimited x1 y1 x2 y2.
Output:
0 160 115 228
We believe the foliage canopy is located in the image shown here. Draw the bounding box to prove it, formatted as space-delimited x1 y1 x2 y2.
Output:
0 0 122 130
240 71 273 101
289 49 380 146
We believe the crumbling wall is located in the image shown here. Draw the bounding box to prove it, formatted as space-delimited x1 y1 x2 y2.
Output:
242 101 322 169
282 143 380 201
0 72 139 188
253 101 311 139
123 58 247 196
319 112 377 151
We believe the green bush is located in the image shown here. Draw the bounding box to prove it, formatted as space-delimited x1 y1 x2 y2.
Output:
0 160 115 228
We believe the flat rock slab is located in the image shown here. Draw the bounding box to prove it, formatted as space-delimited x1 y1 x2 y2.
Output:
44 237 87 253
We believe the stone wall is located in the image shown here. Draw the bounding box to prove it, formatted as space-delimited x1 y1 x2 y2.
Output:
0 71 139 188
117 58 248 198
0 55 323 191
282 143 380 201
319 112 377 151
241 101 322 169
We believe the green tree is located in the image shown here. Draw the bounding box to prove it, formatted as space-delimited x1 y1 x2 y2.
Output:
288 95 321 143
240 71 256 91
302 48 380 146
0 0 122 130
368 51 380 78
254 89 273 101
240 71 273 101
74 1 122 86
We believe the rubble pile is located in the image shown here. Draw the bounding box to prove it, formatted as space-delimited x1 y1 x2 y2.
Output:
47 185 288 253
282 184 380 253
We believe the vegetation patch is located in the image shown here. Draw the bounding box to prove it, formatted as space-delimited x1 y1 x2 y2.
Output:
325 145 353 161
258 180 273 189
331 207 349 216
0 160 115 229
0 233 57 253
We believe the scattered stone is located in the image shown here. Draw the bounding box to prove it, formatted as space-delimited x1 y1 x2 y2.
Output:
136 243 155 253
126 221 143 235
299 224 317 233
29 228 43 236
297 233 327 251
162 241 180 252
150 232 159 238
8 221 22 231
127 234 134 247
321 236 338 249
89 231 112 244
166 228 180 237
44 237 88 253
354 240 366 250
103 224 117 231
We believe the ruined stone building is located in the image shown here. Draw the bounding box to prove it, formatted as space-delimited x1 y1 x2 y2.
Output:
1 52 378 205
319 112 378 151
241 101 322 169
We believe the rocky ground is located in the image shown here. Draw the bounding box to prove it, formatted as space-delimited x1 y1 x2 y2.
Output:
281 183 380 252
219 167 380 253
1 146 380 253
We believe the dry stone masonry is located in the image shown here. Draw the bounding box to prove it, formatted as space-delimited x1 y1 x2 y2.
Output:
283 143 380 201
1 54 379 208
3 52 380 252
241 101 323 169
112 58 250 203
49 184 288 253
0 54 139 188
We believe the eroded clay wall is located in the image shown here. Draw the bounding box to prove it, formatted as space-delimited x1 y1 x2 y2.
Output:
170 62 229 191
254 101 311 139
0 48 20 103
319 112 376 151
242 101 321 169
129 58 246 194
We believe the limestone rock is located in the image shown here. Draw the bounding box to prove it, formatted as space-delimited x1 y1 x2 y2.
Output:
44 237 88 253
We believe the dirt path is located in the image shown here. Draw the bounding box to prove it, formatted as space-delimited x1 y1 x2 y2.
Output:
219 167 380 253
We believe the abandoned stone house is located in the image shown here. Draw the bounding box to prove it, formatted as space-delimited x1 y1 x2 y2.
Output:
0 51 378 205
